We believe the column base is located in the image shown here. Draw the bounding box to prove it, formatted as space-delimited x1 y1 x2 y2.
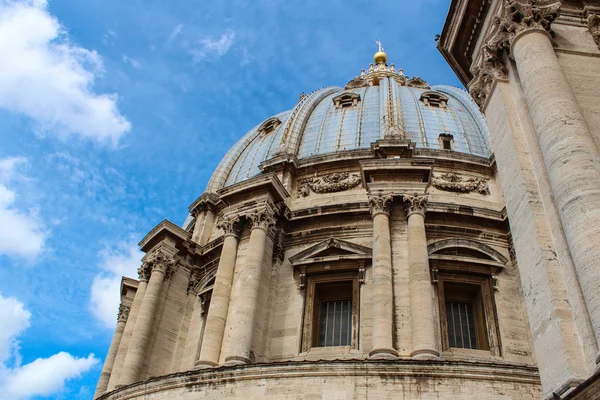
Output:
368 348 399 359
194 360 218 369
410 348 440 360
224 355 251 366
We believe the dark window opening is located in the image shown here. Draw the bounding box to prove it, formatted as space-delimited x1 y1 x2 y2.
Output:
442 282 489 350
313 281 353 347
442 139 452 150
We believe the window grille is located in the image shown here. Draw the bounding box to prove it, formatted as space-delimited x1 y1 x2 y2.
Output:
446 301 478 349
317 299 352 347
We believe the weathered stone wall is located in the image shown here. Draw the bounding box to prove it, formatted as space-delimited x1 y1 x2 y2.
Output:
100 360 541 400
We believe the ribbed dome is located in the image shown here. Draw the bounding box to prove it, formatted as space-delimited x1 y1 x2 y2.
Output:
206 64 490 193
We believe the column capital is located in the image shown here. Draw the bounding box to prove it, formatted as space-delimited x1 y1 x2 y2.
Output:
137 264 151 282
588 13 600 49
117 304 131 323
138 248 178 281
468 0 560 109
217 216 242 238
403 194 428 217
246 208 277 232
368 194 394 216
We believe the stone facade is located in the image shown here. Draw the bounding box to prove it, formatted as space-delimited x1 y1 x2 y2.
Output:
92 5 600 396
438 0 600 398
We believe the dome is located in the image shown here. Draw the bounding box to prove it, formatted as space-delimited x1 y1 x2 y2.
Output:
206 60 490 193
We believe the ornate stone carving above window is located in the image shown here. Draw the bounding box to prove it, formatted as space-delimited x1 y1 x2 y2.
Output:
296 172 362 197
431 173 490 195
332 92 361 109
420 91 449 107
258 117 282 136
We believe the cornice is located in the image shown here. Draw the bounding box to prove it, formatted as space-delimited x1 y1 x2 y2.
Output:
139 219 191 252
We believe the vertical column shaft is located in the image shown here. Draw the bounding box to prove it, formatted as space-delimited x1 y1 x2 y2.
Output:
195 222 240 367
512 29 600 355
118 255 170 386
200 209 216 246
106 280 147 391
223 213 273 365
405 195 438 359
93 305 129 398
368 194 398 358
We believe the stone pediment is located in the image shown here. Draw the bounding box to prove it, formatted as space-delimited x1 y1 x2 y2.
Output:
289 238 372 267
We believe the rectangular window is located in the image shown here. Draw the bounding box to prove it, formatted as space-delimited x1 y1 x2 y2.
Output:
302 274 359 352
439 281 490 351
442 139 452 150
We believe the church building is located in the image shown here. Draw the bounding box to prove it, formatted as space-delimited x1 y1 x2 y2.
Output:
94 1 600 398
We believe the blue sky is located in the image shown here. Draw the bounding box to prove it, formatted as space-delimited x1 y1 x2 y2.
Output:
0 0 462 398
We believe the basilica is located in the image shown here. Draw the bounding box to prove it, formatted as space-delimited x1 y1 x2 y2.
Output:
94 1 600 399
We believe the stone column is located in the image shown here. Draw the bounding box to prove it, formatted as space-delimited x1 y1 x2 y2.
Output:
368 194 398 358
224 209 276 365
93 304 130 398
106 277 147 391
195 217 241 367
118 251 174 386
404 194 438 359
511 26 600 359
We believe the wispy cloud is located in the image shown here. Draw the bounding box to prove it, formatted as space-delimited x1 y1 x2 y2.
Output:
122 54 142 69
167 23 183 42
190 30 235 63
0 292 99 400
0 157 46 261
0 0 131 144
90 242 142 328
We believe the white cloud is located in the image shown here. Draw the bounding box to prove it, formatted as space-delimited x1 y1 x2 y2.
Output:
0 156 46 260
0 0 131 144
190 31 235 63
167 23 183 42
90 243 142 328
122 54 142 69
0 293 99 400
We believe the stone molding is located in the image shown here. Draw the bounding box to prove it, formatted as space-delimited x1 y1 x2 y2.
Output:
117 304 130 323
588 13 600 49
468 0 561 108
403 194 428 216
431 172 490 195
297 172 362 198
368 194 394 216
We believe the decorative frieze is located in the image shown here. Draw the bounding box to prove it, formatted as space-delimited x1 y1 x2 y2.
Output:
297 172 362 198
368 194 394 216
117 304 130 322
431 173 490 195
403 194 428 216
588 13 600 49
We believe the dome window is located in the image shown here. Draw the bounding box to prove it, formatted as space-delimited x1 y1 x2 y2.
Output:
420 91 449 108
333 92 361 109
258 117 282 136
439 133 454 150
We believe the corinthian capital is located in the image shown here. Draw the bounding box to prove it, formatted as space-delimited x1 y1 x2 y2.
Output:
217 216 242 237
137 263 151 282
368 194 394 216
248 208 277 231
403 194 428 216
117 304 131 323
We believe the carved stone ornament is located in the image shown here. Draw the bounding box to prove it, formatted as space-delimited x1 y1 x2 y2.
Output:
431 172 490 195
589 13 600 49
368 194 394 216
406 76 430 89
217 216 242 237
187 274 199 294
141 248 178 280
297 172 362 198
117 304 131 322
248 209 277 231
403 194 428 216
272 229 286 262
469 0 560 108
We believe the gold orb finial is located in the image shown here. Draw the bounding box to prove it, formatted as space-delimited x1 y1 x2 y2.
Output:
374 40 387 64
